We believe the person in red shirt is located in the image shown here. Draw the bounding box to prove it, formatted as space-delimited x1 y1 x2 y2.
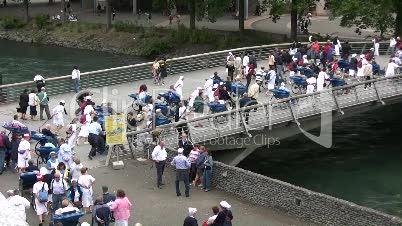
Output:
323 41 331 56
312 41 320 53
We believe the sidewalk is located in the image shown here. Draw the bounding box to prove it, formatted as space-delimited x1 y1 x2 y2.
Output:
0 2 377 40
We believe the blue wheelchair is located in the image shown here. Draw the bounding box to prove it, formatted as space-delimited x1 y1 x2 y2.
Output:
2 122 29 136
155 117 171 127
329 78 350 95
158 91 181 106
128 93 152 112
53 211 85 226
289 76 308 94
35 146 59 166
271 89 291 109
208 102 233 124
231 83 247 97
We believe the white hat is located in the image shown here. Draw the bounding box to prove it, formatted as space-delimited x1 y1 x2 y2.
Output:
220 201 231 209
179 76 184 80
197 86 203 90
177 148 184 153
210 75 215 79
102 99 108 104
188 207 197 216
352 54 357 58
81 223 90 226
41 87 46 90
280 82 285 87
156 109 162 113
228 52 233 56
219 82 224 85
303 55 307 59
360 54 365 59
213 84 219 89
23 133 30 137
60 100 65 104
86 96 92 100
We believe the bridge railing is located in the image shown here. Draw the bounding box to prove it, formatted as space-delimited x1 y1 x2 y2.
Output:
125 74 402 150
0 41 390 104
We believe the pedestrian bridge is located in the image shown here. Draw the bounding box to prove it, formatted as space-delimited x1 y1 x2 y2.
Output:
0 41 399 166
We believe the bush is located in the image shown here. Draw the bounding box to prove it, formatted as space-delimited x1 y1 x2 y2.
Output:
0 16 25 30
34 14 49 29
113 20 143 33
140 39 173 57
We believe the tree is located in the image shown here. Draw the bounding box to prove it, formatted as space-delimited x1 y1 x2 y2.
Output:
262 0 317 40
153 0 230 30
239 0 245 34
12 0 30 23
106 0 112 30
327 0 401 37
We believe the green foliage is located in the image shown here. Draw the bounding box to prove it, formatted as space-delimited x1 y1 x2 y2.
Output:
34 14 49 29
327 0 397 36
139 39 173 57
113 20 144 33
0 16 25 29
195 0 231 23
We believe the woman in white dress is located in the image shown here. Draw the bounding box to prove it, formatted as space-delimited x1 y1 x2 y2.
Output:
306 76 317 94
188 87 202 108
174 76 184 99
317 68 328 92
66 119 78 152
373 38 380 56
32 173 49 225
356 55 366 81
52 100 66 133
78 167 95 213
77 113 91 145
334 37 341 56
17 134 31 172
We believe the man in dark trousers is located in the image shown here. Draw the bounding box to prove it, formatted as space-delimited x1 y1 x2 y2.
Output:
239 93 252 125
0 130 11 174
171 148 190 197
151 140 167 188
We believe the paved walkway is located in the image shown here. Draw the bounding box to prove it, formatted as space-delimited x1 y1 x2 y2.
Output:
0 2 378 40
0 160 314 225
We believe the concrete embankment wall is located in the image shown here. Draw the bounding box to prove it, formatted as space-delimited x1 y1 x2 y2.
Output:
211 161 402 226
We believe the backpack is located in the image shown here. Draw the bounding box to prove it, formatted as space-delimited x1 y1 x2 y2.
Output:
38 183 48 202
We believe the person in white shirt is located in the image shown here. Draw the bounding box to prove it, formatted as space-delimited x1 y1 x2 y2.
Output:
386 59 399 77
242 53 249 74
88 116 105 159
206 206 220 225
78 167 96 213
28 89 39 120
204 75 214 102
373 38 380 56
390 37 397 54
234 56 243 81
6 189 30 222
17 134 31 172
69 158 83 181
306 76 317 94
58 138 72 169
52 100 67 133
266 67 277 92
151 140 167 188
50 172 68 212
32 173 49 225
174 76 184 99
33 74 45 92
72 66 81 93
317 68 328 92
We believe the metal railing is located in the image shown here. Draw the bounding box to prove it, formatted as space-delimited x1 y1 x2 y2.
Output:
125 74 402 151
0 41 391 104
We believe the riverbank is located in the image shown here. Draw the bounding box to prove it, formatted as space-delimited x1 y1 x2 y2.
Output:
0 17 281 58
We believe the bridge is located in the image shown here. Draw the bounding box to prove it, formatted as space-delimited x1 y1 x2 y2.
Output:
0 41 400 168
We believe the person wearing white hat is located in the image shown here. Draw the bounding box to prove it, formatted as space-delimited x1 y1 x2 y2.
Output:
356 54 367 81
6 189 30 222
349 54 358 77
52 100 67 133
33 173 49 225
58 137 72 169
171 147 191 197
174 76 184 100
183 207 198 226
46 151 59 174
189 87 203 108
17 134 31 172
204 75 214 101
214 201 233 225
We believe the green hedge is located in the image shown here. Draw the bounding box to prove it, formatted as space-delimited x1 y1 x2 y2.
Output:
0 16 25 30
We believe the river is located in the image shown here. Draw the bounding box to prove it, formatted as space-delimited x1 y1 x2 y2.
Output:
0 39 146 84
238 102 402 217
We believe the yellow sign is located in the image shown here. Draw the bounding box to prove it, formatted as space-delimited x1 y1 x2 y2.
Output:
105 114 126 145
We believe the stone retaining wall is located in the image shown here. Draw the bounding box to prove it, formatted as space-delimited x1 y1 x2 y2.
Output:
211 161 402 226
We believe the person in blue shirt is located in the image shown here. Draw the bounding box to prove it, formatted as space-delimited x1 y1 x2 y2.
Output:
88 116 105 160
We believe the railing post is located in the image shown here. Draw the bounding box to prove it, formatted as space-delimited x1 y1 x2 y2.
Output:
353 87 359 103
332 91 344 115
372 81 385 105
268 101 272 130
288 100 300 126
239 113 252 137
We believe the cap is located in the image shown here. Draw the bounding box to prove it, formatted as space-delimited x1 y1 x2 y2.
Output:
177 148 184 153
213 84 219 89
179 76 184 80
23 133 30 137
81 223 90 226
197 87 203 90
50 151 56 155
352 54 357 57
220 200 231 209
219 82 224 85
41 87 46 90
60 100 65 104
210 75 215 79
36 173 43 181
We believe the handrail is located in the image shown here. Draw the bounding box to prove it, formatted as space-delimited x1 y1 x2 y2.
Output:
0 41 389 89
126 74 402 137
